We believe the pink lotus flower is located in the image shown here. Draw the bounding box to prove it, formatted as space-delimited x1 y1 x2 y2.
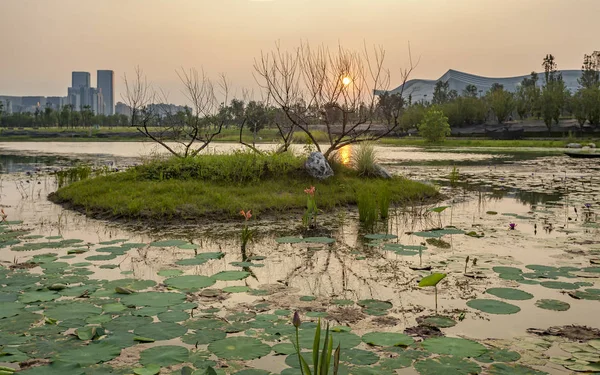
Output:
304 186 316 196
509 223 517 230
240 210 252 221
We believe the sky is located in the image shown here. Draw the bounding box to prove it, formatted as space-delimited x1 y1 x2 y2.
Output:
0 0 599 105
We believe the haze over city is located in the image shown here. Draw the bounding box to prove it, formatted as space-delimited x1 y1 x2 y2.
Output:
1 0 599 105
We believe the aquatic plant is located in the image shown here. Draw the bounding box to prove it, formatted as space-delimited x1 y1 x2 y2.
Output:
418 273 447 315
292 312 341 375
357 189 378 231
240 210 255 252
429 206 450 228
303 186 318 228
508 223 517 230
378 187 391 220
55 165 93 188
449 166 460 187
0 208 6 223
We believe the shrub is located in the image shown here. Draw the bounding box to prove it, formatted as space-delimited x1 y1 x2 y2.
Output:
418 108 451 143
378 187 391 219
351 142 378 177
357 188 378 231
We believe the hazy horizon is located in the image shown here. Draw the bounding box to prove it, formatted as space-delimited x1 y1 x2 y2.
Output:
1 0 598 105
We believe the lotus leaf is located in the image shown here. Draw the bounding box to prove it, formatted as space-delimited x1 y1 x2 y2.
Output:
149 239 188 247
362 332 414 347
364 234 398 240
418 315 457 328
485 287 533 301
475 349 521 363
275 237 303 244
466 299 521 315
139 345 189 366
340 348 380 365
164 275 216 290
414 356 481 375
157 310 189 322
54 342 121 366
121 292 186 307
133 364 161 375
488 363 548 374
133 322 187 340
539 281 579 290
421 337 487 357
535 299 570 311
303 237 335 244
208 337 271 360
157 269 183 277
181 329 227 345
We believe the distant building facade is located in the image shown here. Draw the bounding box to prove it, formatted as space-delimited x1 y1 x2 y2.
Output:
97 70 115 115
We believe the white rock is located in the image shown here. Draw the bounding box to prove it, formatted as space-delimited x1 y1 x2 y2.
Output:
305 152 334 180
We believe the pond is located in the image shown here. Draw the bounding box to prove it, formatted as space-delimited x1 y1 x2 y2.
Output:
0 142 599 375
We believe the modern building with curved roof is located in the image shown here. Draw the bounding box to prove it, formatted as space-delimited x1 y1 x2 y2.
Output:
388 69 583 102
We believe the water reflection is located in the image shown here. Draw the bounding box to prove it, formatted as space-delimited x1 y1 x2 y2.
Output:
338 145 351 165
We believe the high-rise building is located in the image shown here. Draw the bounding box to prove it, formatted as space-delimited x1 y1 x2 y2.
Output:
72 72 91 89
97 70 114 115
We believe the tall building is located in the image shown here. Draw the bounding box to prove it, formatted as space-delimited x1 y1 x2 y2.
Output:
97 70 114 115
72 72 91 89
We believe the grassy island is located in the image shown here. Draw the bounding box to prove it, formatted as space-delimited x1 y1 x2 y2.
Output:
49 152 440 222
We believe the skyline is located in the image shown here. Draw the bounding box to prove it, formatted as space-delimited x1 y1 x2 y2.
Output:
1 0 599 105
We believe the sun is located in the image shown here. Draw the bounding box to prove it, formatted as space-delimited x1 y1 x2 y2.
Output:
342 76 352 86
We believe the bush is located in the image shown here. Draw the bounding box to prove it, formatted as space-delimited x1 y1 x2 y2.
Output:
357 188 378 230
351 142 378 177
418 108 451 143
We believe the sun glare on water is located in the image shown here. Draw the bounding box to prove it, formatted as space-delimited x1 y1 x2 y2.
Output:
342 77 352 86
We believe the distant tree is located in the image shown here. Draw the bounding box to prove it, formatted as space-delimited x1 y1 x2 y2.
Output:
490 83 504 92
486 86 515 124
418 107 451 143
571 92 588 129
540 54 567 132
462 84 478 98
400 103 427 130
432 80 451 104
582 87 600 126
0 101 3 125
377 92 404 129
515 85 529 120
578 52 600 89
42 107 56 127
59 105 73 129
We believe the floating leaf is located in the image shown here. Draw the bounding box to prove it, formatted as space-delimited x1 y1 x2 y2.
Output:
121 292 186 307
485 288 533 301
272 343 296 355
488 363 548 375
421 337 487 358
535 299 570 311
299 296 316 301
364 234 398 240
430 206 450 213
181 330 227 345
539 281 579 290
54 342 121 366
414 356 481 375
157 269 184 277
157 310 189 323
362 332 414 347
149 240 188 247
223 286 251 293
275 237 303 244
133 322 187 341
133 364 161 375
164 275 216 290
475 349 521 363
303 237 335 244
208 337 271 360
139 346 189 366
466 299 521 315
418 315 457 328
212 271 250 281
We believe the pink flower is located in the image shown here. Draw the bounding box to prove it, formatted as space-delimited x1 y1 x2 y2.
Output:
509 223 517 230
304 186 316 196
240 210 252 221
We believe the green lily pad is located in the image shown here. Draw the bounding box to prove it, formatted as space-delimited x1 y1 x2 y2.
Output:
157 310 189 323
208 337 271 360
488 363 548 374
475 349 521 363
364 234 398 240
357 299 392 310
340 348 380 365
421 337 487 357
272 343 296 355
196 252 226 260
164 275 216 290
157 269 183 277
139 346 189 366
299 296 316 301
466 299 521 315
223 286 251 293
492 266 522 274
332 299 354 306
539 281 579 290
133 364 161 375
54 342 121 366
19 290 59 303
181 329 227 345
177 243 199 250
212 271 250 281
418 315 457 328
45 302 102 320
303 237 335 244
121 292 186 307
175 258 208 266
414 356 481 375
275 237 303 244
535 299 570 311
362 332 414 347
485 288 534 301
133 322 187 341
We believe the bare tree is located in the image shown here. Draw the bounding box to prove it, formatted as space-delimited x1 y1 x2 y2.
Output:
122 67 229 158
254 41 417 159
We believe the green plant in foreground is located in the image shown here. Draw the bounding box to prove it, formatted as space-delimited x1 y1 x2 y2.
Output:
239 210 255 252
303 186 318 228
449 166 460 187
418 273 447 315
357 189 378 232
293 312 340 375
378 188 391 220
351 142 378 177
418 108 451 143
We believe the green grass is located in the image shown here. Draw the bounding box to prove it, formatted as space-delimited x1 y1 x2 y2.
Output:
50 154 439 221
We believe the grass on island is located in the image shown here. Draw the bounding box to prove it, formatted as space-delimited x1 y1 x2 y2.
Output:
378 138 597 148
49 151 440 221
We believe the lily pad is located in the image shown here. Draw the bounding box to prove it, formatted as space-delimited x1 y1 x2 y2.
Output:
414 356 481 375
340 348 380 365
303 237 335 244
475 349 521 363
275 237 303 244
223 286 251 293
181 330 227 345
539 281 579 290
149 239 188 247
485 287 534 301
535 299 570 311
364 234 398 240
488 363 548 374
362 332 414 347
418 315 457 328
133 364 161 375
212 271 250 281
133 322 187 341
164 275 216 290
121 292 186 307
208 337 271 360
139 346 189 366
422 337 487 358
466 299 521 315
54 342 121 366
157 269 183 277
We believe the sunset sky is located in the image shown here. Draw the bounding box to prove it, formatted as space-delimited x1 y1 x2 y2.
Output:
1 0 598 104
